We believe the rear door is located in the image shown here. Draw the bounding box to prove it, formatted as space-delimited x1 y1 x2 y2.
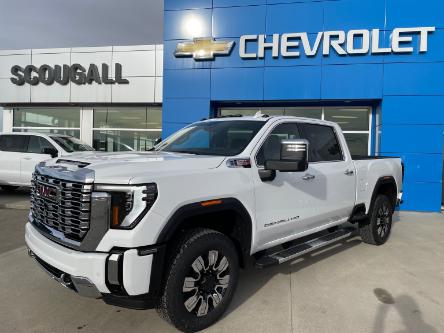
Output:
0 135 29 185
298 122 356 227
20 135 56 184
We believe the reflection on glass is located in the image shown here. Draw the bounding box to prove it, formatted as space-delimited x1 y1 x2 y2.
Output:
13 128 81 138
93 130 161 152
324 108 369 131
13 108 80 128
285 108 322 119
94 108 162 129
344 133 369 156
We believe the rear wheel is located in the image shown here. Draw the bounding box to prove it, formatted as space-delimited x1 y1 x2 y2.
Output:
359 195 393 245
157 228 239 332
0 185 19 192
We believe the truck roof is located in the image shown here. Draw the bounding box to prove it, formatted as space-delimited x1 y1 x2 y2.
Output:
202 114 339 127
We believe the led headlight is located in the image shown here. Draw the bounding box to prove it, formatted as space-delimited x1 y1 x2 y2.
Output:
94 183 158 230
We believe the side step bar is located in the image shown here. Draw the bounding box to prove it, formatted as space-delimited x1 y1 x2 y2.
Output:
255 227 356 269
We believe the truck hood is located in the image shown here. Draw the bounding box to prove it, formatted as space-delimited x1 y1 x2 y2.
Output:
42 151 226 184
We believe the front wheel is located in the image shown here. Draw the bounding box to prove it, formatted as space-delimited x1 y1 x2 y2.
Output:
359 195 393 245
157 228 239 332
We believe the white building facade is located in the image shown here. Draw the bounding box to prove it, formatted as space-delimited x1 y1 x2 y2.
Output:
0 45 163 152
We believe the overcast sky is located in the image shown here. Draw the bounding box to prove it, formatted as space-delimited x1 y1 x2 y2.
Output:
0 0 163 50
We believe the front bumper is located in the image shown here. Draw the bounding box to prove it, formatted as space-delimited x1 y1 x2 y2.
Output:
25 223 164 306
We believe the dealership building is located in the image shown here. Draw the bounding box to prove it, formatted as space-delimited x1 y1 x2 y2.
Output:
0 0 443 212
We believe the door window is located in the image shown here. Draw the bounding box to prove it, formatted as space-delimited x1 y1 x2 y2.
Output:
0 135 28 152
298 123 343 162
256 123 301 166
27 136 55 154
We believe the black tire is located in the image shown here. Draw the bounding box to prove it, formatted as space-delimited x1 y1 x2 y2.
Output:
157 228 239 332
0 185 19 192
359 195 393 245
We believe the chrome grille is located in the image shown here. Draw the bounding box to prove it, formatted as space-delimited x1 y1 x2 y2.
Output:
30 171 93 242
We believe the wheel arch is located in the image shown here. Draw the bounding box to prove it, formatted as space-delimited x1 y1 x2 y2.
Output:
156 198 253 268
368 176 398 213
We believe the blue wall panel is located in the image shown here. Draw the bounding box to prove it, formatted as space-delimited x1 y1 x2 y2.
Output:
164 69 210 99
321 64 383 99
384 63 444 96
212 68 264 100
381 96 444 125
165 0 211 10
324 0 386 30
386 0 444 30
164 8 212 40
379 125 443 154
264 66 321 100
266 2 323 34
401 181 442 212
213 6 266 38
164 0 444 211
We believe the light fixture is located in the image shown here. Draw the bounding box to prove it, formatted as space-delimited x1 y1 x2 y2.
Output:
182 15 204 38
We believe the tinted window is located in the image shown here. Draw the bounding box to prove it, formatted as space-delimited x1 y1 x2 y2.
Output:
299 124 343 162
256 123 301 166
157 121 264 156
0 135 28 152
27 136 55 154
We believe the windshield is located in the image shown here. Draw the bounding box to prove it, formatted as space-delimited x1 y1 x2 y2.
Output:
156 120 265 156
50 136 95 153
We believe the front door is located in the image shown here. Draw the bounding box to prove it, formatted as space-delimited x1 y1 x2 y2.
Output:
20 135 55 184
252 121 356 250
0 135 29 185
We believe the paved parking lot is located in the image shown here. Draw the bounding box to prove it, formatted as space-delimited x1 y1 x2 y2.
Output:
0 207 443 333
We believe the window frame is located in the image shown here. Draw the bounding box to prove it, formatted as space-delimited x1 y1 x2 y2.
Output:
297 122 345 164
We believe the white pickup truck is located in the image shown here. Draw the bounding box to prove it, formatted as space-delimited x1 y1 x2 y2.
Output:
25 115 403 332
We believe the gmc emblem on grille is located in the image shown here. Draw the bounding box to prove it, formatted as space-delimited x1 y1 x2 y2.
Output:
36 184 58 201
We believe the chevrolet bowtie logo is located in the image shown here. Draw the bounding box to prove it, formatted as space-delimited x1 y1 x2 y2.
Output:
174 38 235 60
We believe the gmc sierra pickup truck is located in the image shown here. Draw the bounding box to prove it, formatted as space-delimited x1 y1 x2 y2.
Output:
25 115 403 332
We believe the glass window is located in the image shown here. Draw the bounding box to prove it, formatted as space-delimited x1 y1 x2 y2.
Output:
13 108 80 128
27 136 54 154
299 123 343 162
0 135 28 152
324 108 369 131
93 107 162 129
93 130 161 152
343 133 369 156
219 106 371 156
285 108 322 119
256 123 301 166
157 121 265 156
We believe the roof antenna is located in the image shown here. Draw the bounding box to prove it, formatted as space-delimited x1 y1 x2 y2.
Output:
254 111 263 118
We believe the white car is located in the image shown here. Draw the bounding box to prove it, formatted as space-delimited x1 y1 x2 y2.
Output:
25 115 403 332
0 132 94 190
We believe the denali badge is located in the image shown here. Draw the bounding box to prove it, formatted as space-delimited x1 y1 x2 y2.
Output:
174 38 235 60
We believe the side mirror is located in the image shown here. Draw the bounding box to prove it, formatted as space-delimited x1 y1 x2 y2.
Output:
42 147 58 158
154 137 162 146
265 139 309 173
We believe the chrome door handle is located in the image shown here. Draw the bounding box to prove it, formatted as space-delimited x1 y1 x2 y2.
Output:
23 157 32 160
302 174 315 181
344 169 355 176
